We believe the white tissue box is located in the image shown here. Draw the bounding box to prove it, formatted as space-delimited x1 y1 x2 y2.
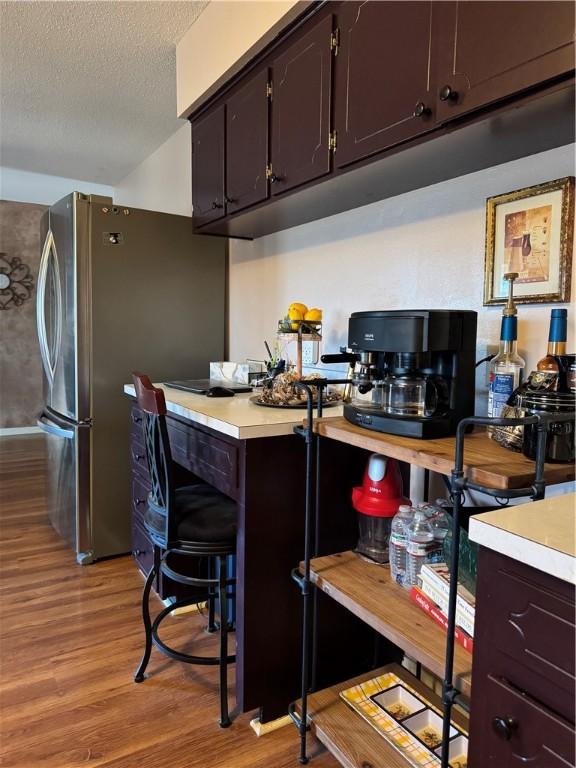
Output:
210 361 265 384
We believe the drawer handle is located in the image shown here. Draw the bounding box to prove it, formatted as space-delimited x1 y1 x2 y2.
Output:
492 716 518 741
413 101 431 118
134 498 146 507
132 414 142 424
211 200 224 210
439 84 458 102
133 548 146 557
133 452 145 461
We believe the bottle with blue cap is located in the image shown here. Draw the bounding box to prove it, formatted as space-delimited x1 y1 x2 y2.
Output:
488 272 525 424
536 308 567 372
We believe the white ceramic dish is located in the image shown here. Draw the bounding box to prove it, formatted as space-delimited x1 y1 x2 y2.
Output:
403 709 457 750
434 734 469 767
373 685 426 720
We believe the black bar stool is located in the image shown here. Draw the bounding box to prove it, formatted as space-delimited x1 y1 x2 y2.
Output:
132 372 237 728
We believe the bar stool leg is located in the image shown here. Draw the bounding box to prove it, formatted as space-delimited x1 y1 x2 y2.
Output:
207 556 217 633
218 553 231 728
134 545 159 683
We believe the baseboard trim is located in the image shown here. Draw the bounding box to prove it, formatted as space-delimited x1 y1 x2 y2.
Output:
249 714 292 737
0 426 42 436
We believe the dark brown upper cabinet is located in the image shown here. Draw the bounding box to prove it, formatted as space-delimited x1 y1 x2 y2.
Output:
270 13 334 196
226 69 270 215
192 105 226 227
189 1 574 238
434 1 576 123
334 1 436 169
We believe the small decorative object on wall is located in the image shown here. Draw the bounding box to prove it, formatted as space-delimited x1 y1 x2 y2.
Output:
484 176 574 305
0 252 35 310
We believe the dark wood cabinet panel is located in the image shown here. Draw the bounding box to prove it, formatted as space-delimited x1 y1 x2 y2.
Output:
470 547 576 767
166 417 239 501
270 13 333 195
191 105 226 226
226 69 270 215
334 1 436 168
434 1 575 123
189 1 575 238
473 674 574 767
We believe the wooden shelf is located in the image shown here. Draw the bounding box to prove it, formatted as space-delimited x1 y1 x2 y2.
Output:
304 551 472 698
315 416 575 490
297 663 468 768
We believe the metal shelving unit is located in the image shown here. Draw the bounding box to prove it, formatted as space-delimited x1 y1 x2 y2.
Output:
288 379 573 767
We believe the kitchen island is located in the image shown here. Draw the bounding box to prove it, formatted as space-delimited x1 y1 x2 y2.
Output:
468 494 575 766
124 384 376 722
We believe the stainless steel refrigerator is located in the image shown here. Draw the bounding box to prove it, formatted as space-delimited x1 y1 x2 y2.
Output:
36 192 227 564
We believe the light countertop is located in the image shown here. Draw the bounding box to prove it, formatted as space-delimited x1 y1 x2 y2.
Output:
469 493 576 584
124 383 343 440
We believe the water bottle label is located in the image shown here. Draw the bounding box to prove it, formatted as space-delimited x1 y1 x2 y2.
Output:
390 532 407 546
407 541 434 557
488 373 514 418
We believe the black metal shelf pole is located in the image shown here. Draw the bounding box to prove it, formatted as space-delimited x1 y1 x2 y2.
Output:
440 411 565 768
289 383 317 765
288 378 351 764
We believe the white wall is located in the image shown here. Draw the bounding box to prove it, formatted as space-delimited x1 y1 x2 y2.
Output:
0 167 113 206
229 144 576 380
114 124 192 216
176 0 298 117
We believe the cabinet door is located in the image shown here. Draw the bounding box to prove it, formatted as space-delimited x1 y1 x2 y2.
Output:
334 1 435 169
435 1 575 122
270 14 333 195
469 674 575 767
191 105 226 227
226 69 270 215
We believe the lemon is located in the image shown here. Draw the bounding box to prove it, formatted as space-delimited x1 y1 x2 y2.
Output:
304 308 322 322
287 306 304 330
288 302 308 316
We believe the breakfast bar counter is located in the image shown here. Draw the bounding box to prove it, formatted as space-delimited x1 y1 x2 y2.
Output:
124 384 372 723
123 383 343 439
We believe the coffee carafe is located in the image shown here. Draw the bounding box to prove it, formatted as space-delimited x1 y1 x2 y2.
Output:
381 353 440 418
335 310 478 439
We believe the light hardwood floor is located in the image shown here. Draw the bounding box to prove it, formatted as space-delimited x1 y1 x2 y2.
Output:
0 435 336 768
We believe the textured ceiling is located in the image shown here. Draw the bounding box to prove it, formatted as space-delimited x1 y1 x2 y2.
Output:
0 1 208 184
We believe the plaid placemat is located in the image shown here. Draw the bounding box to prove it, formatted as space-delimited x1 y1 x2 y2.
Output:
340 672 443 767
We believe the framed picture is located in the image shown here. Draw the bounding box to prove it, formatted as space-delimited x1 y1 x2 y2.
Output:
484 176 574 305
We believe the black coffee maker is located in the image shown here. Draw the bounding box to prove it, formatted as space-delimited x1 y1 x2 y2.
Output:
338 310 477 438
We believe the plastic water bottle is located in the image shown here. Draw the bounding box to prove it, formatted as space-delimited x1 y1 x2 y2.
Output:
420 503 451 563
389 504 413 587
406 508 435 588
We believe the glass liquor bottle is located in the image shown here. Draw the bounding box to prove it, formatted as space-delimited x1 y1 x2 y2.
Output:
537 308 567 372
488 273 525 425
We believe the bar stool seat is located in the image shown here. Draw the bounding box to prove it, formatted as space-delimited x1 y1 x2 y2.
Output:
146 485 237 545
131 372 237 728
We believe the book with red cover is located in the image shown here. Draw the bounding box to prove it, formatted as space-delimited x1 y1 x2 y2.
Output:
409 586 474 654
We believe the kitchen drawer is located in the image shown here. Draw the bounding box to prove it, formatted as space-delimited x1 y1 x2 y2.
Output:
130 438 150 483
167 418 239 500
474 547 575 720
131 475 150 529
130 405 145 439
132 520 154 576
469 673 575 767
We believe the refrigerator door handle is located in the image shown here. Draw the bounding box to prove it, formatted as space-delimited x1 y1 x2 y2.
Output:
36 229 62 386
37 416 74 439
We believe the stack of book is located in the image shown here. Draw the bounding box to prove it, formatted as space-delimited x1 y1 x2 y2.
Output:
409 563 475 654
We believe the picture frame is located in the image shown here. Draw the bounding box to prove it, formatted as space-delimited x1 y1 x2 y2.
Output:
484 176 574 305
